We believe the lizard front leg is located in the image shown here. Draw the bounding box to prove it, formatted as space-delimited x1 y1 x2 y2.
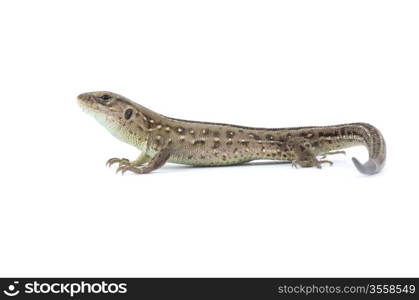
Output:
116 148 171 175
106 153 151 168
107 133 153 168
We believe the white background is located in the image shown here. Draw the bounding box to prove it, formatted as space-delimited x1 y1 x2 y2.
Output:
0 0 418 277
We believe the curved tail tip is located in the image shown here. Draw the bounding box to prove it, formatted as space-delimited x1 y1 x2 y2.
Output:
352 157 381 175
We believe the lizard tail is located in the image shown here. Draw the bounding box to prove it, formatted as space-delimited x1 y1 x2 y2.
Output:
352 157 382 175
349 123 386 175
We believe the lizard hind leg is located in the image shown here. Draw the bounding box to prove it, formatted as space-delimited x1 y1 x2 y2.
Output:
319 150 346 159
293 156 333 169
292 139 333 169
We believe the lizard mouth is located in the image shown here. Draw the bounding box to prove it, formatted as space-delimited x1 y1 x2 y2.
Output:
77 93 100 114
77 93 94 105
77 93 123 132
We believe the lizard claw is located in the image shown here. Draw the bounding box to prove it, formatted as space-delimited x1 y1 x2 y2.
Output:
314 159 333 169
106 158 120 167
106 157 129 168
116 165 127 174
117 159 130 168
319 151 346 159
117 165 145 175
319 159 333 167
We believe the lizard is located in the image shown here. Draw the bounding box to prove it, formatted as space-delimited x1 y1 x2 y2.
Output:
77 91 386 175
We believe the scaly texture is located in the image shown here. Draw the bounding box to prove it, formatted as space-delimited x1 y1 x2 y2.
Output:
78 91 386 175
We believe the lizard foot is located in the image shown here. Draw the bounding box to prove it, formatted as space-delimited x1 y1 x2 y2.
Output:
292 158 333 169
116 165 151 175
317 159 333 168
319 150 346 159
115 148 171 175
106 158 129 168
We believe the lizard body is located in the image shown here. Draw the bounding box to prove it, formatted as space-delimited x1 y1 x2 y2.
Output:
78 91 386 175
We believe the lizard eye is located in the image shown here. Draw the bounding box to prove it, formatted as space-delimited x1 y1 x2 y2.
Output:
98 94 112 105
124 108 133 120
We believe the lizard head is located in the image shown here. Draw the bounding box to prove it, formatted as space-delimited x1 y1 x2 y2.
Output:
78 91 127 117
77 91 149 147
